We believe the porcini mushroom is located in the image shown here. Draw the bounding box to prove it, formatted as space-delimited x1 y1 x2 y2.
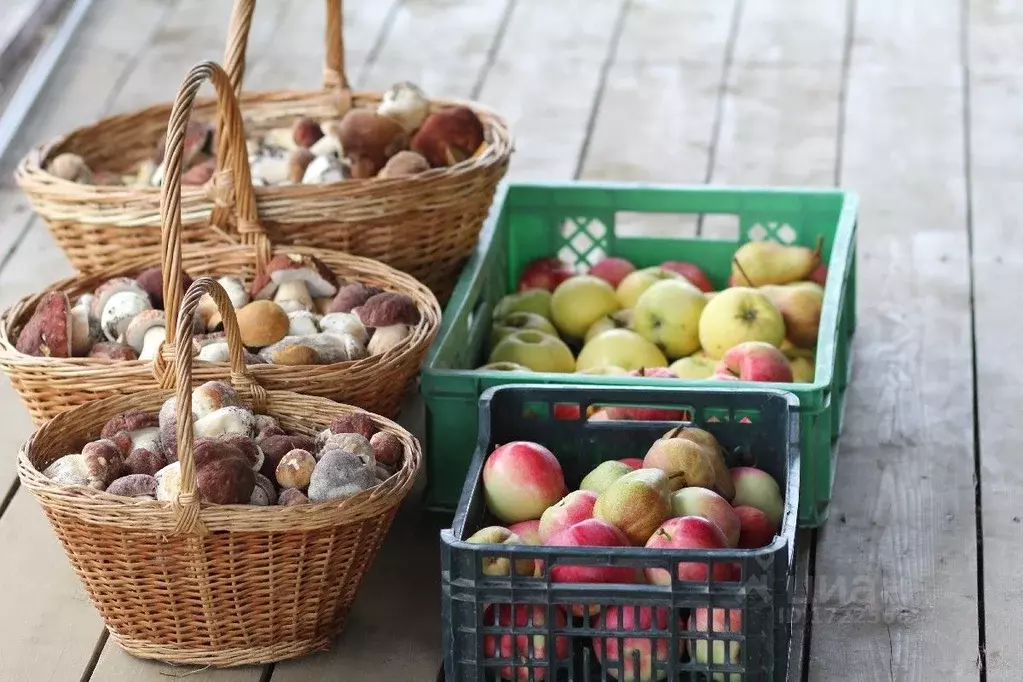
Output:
235 300 290 348
100 290 152 342
411 106 486 167
287 310 320 336
273 280 314 313
319 312 369 344
335 109 408 179
191 381 241 420
47 153 93 183
377 81 430 133
15 291 72 358
194 405 256 440
123 309 166 360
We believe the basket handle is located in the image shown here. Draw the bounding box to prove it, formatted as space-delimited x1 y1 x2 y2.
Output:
223 0 350 97
170 276 267 535
157 61 271 387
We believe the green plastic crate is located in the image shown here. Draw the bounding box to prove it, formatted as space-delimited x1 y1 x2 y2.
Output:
420 181 857 527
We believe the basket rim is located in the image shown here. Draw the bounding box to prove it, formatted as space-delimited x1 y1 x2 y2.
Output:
17 386 423 533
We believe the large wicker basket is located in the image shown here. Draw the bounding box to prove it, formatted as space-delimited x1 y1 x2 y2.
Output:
14 0 513 303
0 62 441 425
18 276 423 666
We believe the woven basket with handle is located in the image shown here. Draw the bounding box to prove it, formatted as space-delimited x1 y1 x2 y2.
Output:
18 275 423 666
14 0 513 303
0 62 441 425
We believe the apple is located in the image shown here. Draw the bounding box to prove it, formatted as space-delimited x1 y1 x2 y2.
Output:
483 441 566 523
659 261 713 292
670 487 740 546
616 267 682 308
467 526 536 577
478 361 532 372
760 282 823 349
808 263 828 286
516 256 574 292
697 287 785 359
575 328 668 372
508 519 544 577
490 312 560 351
714 342 793 382
687 607 743 681
575 365 630 376
580 460 634 495
643 517 737 584
484 603 570 681
592 605 680 681
730 467 783 528
539 489 599 542
488 330 576 373
789 356 815 383
618 458 645 470
633 280 707 359
584 309 634 344
545 519 639 616
669 355 716 379
550 275 621 340
494 288 554 320
733 505 777 549
588 257 636 288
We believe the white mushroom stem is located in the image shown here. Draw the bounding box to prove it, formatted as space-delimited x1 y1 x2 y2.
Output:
217 276 250 309
197 341 231 363
139 326 166 361
274 280 313 313
69 304 93 356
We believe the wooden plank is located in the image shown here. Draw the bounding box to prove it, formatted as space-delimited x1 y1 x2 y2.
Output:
732 0 847 67
967 2 1023 676
0 0 66 81
809 0 980 678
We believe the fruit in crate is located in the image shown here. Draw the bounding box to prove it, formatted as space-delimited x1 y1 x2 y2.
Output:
575 328 668 373
659 261 714 292
588 256 637 288
713 342 793 382
488 330 575 373
730 239 821 286
643 430 719 492
666 426 734 499
40 381 403 505
669 354 717 379
809 263 828 286
644 516 737 584
687 608 743 680
466 526 535 577
516 257 575 293
507 520 543 546
538 489 599 541
579 460 634 495
760 281 824 349
583 309 633 344
489 312 559 351
493 288 554 320
483 604 569 681
544 519 639 616
615 267 682 309
483 441 566 523
632 279 707 359
618 457 645 470
550 275 621 340
789 356 815 383
593 468 672 545
671 487 741 547
734 505 777 549
730 467 784 528
592 605 680 682
575 364 629 376
698 287 785 359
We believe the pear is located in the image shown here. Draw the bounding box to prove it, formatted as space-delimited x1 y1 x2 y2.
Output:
662 426 735 500
760 282 824 349
489 311 559 352
643 431 720 494
730 238 822 287
593 468 672 545
580 460 633 495
493 289 554 321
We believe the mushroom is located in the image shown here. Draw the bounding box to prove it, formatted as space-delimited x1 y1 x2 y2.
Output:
15 291 71 358
250 473 277 506
258 433 316 479
250 155 290 185
258 334 354 365
274 280 314 313
47 153 93 183
261 127 299 151
313 297 334 315
91 277 150 320
302 154 348 184
354 292 421 327
318 432 372 461
278 488 310 506
88 342 138 361
100 410 159 446
411 106 486 167
287 311 320 336
250 253 339 301
288 149 315 183
316 412 377 447
377 81 430 134
378 150 430 179
217 434 264 472
370 431 403 469
328 283 383 314
336 109 408 179
155 461 182 501
182 157 217 186
292 117 324 148
308 131 344 159
307 449 378 502
192 381 240 420
194 405 256 440
235 300 290 348
135 266 193 310
82 438 126 489
124 446 168 477
69 296 101 356
106 474 158 499
195 444 256 505
368 323 411 355
260 339 320 366
319 312 369 344
275 448 316 490
123 309 166 360
197 275 248 329
197 341 231 363
42 453 91 486
100 290 152 342
254 414 280 436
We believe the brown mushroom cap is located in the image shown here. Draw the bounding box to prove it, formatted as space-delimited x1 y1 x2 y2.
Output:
275 448 316 490
336 109 408 178
251 473 278 505
47 153 93 183
370 431 403 468
106 474 158 498
258 433 316 479
319 433 373 461
328 283 383 314
82 438 126 489
91 277 149 319
327 412 377 441
87 342 138 361
15 291 71 358
196 452 256 504
135 266 193 310
101 410 159 439
124 446 168 477
268 253 339 298
278 488 310 506
235 300 290 348
217 434 264 471
292 117 324 148
354 292 421 327
192 381 241 420
378 150 430 179
411 106 485 167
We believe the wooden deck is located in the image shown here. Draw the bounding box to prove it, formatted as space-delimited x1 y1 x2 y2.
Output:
0 0 1006 679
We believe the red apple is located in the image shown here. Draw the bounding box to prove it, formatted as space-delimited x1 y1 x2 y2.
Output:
507 520 543 546
715 342 793 382
592 605 681 681
659 261 713 292
730 466 784 527
687 607 742 674
670 487 741 547
545 519 638 616
588 257 637 288
808 263 828 286
484 442 567 524
734 505 777 549
643 517 737 584
553 403 581 420
484 603 570 681
539 490 599 542
517 257 574 292
618 458 645 470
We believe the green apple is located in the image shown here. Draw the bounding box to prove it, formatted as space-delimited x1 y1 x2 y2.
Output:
550 275 620 340
575 328 668 372
669 355 717 379
615 266 682 309
488 329 575 373
489 312 559 351
477 361 532 372
698 287 784 359
583 309 633 344
575 364 630 376
493 288 553 320
632 279 707 359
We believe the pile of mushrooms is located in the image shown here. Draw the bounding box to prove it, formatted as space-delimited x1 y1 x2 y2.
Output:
46 81 489 187
41 380 404 505
13 252 422 365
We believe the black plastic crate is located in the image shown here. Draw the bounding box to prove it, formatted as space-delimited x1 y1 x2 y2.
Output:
440 384 800 682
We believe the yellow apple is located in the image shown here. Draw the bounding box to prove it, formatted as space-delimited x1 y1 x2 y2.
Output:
488 330 575 373
698 287 785 359
790 356 815 383
583 309 634 343
615 267 683 309
632 280 707 359
493 288 553 320
550 275 620 340
489 312 559 352
575 365 630 376
575 328 668 372
669 355 717 379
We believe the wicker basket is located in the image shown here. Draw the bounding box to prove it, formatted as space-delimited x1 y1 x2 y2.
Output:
0 62 441 425
14 0 513 303
18 275 423 666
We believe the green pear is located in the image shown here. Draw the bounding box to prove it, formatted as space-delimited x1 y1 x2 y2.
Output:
580 460 633 495
698 287 785 359
489 312 559 351
643 435 719 492
661 425 734 500
550 275 621 340
731 239 821 287
488 329 575 373
593 468 672 545
575 328 668 372
760 282 824 349
493 289 554 321
633 280 708 359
